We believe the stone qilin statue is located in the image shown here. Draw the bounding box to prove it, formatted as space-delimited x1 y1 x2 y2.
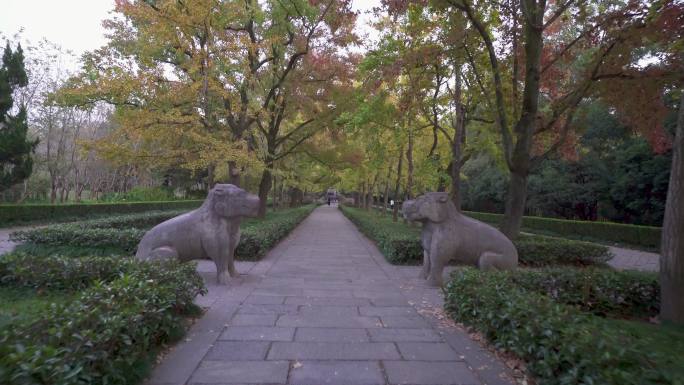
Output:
136 184 260 284
402 192 518 286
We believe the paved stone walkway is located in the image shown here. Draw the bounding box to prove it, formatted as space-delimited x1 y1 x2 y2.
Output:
607 246 659 272
146 206 515 385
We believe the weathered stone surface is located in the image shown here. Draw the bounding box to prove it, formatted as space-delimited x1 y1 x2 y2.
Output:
267 342 401 360
383 361 480 385
396 342 462 361
285 296 371 307
289 361 385 385
359 306 417 317
135 184 260 284
190 360 289 384
276 314 382 328
295 328 369 342
380 316 430 328
368 328 442 342
230 313 278 326
204 341 269 360
402 192 518 286
218 326 295 342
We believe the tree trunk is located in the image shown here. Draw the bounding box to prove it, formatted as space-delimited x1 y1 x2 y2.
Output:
360 182 367 209
257 166 272 218
501 170 528 237
383 167 391 215
272 174 277 211
499 0 544 239
50 178 58 204
366 174 377 211
660 92 684 324
450 65 466 211
393 146 404 222
207 164 216 189
406 130 414 200
228 161 240 186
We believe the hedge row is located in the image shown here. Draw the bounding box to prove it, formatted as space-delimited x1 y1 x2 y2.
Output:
341 206 612 267
464 210 661 249
12 205 317 259
0 253 136 291
0 200 203 227
0 255 206 385
486 267 659 318
444 268 676 385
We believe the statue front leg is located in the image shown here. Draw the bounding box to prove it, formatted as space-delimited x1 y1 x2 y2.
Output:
420 250 430 279
227 244 238 277
426 244 445 287
203 237 230 285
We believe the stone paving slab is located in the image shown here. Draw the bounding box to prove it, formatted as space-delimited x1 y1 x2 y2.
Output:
144 206 517 385
294 327 370 342
267 341 401 360
288 361 385 385
219 326 295 342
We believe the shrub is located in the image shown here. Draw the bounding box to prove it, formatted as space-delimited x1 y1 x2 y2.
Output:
0 200 203 227
0 260 206 385
12 225 145 252
0 253 136 291
341 206 612 267
100 186 177 202
515 234 613 267
83 210 188 229
444 268 677 385
465 210 661 250
490 268 659 318
236 205 317 260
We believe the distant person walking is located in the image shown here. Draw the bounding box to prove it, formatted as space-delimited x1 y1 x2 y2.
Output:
390 199 395 210
327 197 331 206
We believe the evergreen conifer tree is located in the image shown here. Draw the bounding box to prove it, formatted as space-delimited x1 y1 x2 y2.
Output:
0 42 37 191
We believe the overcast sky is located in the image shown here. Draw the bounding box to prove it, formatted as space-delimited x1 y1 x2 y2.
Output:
0 0 380 68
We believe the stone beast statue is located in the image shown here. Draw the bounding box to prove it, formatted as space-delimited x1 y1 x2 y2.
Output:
402 192 517 286
135 184 260 284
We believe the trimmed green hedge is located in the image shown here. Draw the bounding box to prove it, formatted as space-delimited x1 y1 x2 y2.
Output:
0 200 203 227
483 267 659 318
444 268 678 385
12 205 316 260
465 210 661 250
341 206 612 267
0 253 136 291
0 256 206 385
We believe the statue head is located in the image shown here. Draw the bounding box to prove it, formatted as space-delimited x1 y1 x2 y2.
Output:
402 192 454 223
206 184 260 218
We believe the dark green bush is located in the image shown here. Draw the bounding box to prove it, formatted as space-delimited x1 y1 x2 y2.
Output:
0 253 136 291
465 210 661 250
341 206 612 267
12 225 145 252
13 205 317 259
0 200 203 227
236 205 317 260
83 210 188 229
444 268 678 385
340 206 422 264
515 234 612 267
491 267 659 318
0 260 206 385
